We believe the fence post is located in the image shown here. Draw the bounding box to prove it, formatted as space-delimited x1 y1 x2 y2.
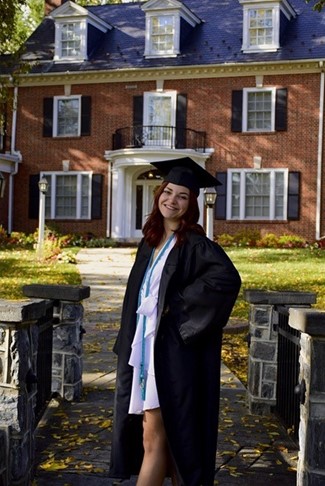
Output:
0 299 48 486
289 308 325 486
244 290 316 415
22 284 90 401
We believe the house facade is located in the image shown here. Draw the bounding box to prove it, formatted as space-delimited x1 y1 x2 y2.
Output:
0 0 324 242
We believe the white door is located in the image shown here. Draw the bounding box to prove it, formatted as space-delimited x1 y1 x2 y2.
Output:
143 91 176 146
134 180 160 237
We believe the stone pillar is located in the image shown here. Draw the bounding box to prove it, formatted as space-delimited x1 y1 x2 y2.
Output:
0 299 47 486
289 308 325 486
244 290 316 415
22 284 90 401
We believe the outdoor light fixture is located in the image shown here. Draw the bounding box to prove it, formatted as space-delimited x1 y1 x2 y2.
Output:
204 187 217 207
204 187 217 240
0 172 5 198
37 177 48 259
38 177 49 194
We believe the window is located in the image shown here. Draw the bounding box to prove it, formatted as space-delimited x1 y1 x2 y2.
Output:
43 172 91 219
55 21 86 60
143 91 177 146
43 96 91 138
145 14 178 57
228 169 287 220
240 1 296 53
244 88 275 132
231 88 287 133
53 96 81 137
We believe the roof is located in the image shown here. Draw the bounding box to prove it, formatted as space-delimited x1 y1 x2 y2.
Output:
15 0 325 75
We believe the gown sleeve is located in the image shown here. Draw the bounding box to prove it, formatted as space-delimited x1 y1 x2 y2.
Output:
170 238 241 344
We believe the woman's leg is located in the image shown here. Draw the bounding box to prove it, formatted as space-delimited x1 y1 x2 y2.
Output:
136 408 169 486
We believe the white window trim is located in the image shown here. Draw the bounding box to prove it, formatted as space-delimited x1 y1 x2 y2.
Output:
242 87 276 133
54 19 87 61
42 171 92 220
227 168 288 221
242 4 280 53
53 95 82 138
143 91 177 146
144 11 180 58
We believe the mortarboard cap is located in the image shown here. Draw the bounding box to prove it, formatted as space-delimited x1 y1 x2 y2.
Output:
151 157 221 197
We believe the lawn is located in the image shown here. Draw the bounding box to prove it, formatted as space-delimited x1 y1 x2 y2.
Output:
0 249 81 300
225 246 325 320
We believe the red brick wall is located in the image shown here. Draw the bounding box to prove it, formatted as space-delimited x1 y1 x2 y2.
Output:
12 73 324 242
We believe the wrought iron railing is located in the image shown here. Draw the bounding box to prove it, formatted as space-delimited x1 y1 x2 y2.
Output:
275 306 301 442
112 125 206 152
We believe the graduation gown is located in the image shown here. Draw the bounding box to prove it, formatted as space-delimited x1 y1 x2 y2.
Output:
109 231 241 486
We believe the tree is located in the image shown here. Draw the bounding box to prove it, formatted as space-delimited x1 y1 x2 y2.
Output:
305 0 325 11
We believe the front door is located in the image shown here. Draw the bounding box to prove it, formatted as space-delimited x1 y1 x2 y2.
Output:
133 169 162 237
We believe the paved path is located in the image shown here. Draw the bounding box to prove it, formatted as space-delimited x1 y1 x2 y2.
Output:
33 248 298 485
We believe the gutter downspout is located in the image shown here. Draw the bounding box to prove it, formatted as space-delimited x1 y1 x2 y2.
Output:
8 85 21 234
316 62 325 241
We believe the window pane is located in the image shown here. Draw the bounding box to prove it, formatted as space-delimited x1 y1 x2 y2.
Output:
275 172 284 218
245 172 270 218
247 91 272 131
81 175 90 218
61 23 81 57
231 172 240 218
56 175 77 217
151 16 174 52
57 98 80 137
249 9 273 46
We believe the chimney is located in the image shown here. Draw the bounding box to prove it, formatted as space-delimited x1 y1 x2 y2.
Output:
45 0 69 16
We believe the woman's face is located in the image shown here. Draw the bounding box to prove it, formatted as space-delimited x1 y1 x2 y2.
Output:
158 183 190 223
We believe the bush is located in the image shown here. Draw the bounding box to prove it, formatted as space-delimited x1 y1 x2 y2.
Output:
277 234 306 248
217 230 309 249
216 233 235 247
257 233 280 248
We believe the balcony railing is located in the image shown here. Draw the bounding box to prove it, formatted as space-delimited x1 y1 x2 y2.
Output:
112 125 206 152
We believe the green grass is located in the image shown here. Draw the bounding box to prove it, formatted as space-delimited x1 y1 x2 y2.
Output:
0 247 324 320
0 249 81 300
225 247 325 320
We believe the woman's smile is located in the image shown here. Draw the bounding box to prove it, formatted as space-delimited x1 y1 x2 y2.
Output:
158 183 190 222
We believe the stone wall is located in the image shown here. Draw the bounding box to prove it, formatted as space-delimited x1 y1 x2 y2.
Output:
0 284 90 486
244 290 316 415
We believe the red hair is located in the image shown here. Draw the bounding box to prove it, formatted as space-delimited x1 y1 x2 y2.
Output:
142 181 205 247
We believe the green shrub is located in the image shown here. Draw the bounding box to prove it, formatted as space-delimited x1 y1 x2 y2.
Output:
257 233 280 248
216 233 235 246
277 234 306 248
232 229 261 247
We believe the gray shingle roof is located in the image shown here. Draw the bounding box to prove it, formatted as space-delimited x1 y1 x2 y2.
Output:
20 0 325 74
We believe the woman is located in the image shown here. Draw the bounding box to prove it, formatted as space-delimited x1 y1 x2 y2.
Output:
109 158 241 486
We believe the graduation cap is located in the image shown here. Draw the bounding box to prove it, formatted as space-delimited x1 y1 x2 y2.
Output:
151 157 221 197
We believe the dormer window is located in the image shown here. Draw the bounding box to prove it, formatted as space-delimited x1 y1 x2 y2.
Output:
142 0 200 58
239 0 296 53
57 21 85 59
51 1 111 61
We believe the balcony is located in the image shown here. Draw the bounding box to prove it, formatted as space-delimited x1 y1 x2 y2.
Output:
112 125 206 152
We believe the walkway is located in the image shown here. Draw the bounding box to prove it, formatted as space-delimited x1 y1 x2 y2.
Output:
33 248 298 485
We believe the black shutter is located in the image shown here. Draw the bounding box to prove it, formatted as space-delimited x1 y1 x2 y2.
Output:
29 174 40 219
176 93 187 148
275 88 287 131
43 98 53 137
215 172 227 220
81 96 91 136
133 96 143 126
287 171 300 220
231 91 243 132
91 174 103 220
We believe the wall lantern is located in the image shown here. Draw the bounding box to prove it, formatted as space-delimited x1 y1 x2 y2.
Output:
203 187 217 240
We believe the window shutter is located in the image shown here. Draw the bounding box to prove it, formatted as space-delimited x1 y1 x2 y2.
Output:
231 91 243 132
43 98 53 137
133 96 143 126
275 88 287 131
176 93 187 148
287 171 300 220
91 174 103 220
29 174 40 219
81 96 91 136
215 172 227 220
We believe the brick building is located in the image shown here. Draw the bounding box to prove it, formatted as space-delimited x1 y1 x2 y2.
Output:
0 0 324 242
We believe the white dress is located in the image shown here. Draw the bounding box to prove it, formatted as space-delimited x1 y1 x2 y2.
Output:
128 235 176 414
